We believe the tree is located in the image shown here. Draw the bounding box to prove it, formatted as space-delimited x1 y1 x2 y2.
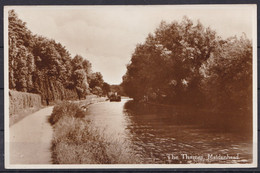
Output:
71 55 84 71
201 35 252 112
89 72 104 88
82 59 92 78
73 69 89 99
102 82 111 95
9 10 92 103
9 10 34 91
122 17 219 104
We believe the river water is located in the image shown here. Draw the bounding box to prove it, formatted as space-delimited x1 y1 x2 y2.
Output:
87 98 252 164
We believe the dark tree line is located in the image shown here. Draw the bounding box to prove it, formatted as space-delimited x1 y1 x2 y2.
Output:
122 17 252 115
9 10 107 104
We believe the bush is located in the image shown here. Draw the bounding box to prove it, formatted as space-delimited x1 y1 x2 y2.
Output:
49 101 86 125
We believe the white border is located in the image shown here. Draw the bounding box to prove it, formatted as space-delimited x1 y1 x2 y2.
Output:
4 4 258 169
252 3 258 169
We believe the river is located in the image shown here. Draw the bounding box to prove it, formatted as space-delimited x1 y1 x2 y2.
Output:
86 98 252 164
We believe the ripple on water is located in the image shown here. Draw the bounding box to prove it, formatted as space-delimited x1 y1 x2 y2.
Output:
88 100 253 164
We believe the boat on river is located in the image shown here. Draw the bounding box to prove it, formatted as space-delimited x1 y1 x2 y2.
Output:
108 92 121 102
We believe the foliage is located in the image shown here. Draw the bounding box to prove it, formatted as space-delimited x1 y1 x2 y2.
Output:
49 101 86 125
73 69 89 99
89 72 105 95
122 17 252 114
8 10 107 103
110 84 125 96
102 82 111 95
8 10 34 91
123 17 218 103
201 35 252 112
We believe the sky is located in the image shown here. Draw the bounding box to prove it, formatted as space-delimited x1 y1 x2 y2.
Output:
8 5 255 85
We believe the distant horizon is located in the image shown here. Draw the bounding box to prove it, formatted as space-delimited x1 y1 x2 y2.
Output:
9 5 254 85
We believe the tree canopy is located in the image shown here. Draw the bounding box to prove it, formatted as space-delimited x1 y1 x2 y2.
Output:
122 17 252 114
9 10 107 104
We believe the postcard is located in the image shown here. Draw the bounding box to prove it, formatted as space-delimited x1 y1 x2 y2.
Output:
4 4 257 169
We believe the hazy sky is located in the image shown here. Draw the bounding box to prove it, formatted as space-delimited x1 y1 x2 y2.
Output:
8 5 255 84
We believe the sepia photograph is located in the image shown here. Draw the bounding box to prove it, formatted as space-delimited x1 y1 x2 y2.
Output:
4 5 257 169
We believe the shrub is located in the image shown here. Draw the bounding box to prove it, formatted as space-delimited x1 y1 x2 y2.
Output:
49 101 86 125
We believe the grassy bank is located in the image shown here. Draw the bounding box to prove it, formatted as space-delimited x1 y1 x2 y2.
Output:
49 101 137 164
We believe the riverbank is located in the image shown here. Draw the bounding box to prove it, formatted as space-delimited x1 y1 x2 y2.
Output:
10 94 107 127
73 95 107 106
9 95 108 165
50 98 136 164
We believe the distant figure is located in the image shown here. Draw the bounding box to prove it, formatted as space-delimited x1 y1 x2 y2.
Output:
46 98 49 106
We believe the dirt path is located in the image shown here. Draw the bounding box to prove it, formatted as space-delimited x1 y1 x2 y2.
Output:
9 106 54 164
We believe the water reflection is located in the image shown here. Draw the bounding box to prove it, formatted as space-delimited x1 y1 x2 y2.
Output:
123 100 252 164
87 99 252 164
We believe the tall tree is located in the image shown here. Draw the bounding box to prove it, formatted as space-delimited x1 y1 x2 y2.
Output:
73 69 89 99
201 35 252 112
9 10 34 91
8 10 107 103
123 17 219 104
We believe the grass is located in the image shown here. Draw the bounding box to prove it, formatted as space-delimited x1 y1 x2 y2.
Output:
50 101 139 164
48 101 86 125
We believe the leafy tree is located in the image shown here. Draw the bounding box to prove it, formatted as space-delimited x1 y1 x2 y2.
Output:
201 35 252 112
8 10 105 103
73 69 89 99
91 86 103 96
110 84 125 96
82 59 92 79
89 72 104 88
123 17 219 104
71 55 84 71
8 10 34 91
102 82 111 95
122 15 252 123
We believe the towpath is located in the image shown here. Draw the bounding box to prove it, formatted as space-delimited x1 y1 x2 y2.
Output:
9 106 54 164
